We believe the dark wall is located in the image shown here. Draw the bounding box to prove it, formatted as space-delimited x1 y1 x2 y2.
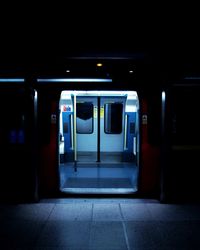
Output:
164 86 200 202
0 86 37 202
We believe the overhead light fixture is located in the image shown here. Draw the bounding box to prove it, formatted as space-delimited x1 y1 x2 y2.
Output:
66 70 70 73
129 70 134 74
162 91 166 102
37 78 112 83
97 63 103 67
61 90 137 98
0 78 25 82
184 77 200 80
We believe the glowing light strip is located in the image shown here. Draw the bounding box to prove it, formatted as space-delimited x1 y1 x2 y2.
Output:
61 90 137 99
184 77 200 80
0 78 25 82
37 78 112 83
162 91 166 102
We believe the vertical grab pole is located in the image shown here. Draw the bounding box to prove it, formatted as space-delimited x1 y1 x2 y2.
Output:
133 137 136 155
73 93 77 171
70 114 74 149
124 114 128 150
97 96 101 162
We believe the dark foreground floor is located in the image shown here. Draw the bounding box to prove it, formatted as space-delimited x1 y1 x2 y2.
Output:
0 198 200 249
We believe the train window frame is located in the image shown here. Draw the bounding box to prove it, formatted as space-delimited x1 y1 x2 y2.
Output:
104 102 123 134
76 102 94 134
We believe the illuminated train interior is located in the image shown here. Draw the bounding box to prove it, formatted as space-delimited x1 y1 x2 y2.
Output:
59 90 140 194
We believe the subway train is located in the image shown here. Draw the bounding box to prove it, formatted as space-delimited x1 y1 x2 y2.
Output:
0 58 200 203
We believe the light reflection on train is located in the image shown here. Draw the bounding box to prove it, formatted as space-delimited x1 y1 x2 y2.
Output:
58 91 140 194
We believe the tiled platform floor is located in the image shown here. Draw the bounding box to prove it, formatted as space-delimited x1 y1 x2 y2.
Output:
0 198 200 249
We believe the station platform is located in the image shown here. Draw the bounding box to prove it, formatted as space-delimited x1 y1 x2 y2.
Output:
0 198 200 249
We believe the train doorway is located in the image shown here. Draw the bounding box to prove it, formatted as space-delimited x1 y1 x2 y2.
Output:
58 90 140 194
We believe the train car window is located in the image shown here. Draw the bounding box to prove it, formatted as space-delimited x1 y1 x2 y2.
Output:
104 103 123 134
76 102 93 134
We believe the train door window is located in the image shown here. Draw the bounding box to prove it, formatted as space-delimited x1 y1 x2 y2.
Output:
76 102 93 134
104 102 123 134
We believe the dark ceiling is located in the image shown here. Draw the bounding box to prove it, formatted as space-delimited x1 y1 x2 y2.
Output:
0 6 200 80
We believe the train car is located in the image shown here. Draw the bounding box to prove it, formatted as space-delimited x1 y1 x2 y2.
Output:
36 75 161 199
0 58 162 202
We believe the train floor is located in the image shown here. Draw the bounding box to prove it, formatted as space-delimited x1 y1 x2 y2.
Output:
59 162 139 194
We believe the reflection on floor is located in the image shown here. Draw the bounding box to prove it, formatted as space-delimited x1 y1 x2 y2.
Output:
59 162 138 194
77 152 123 163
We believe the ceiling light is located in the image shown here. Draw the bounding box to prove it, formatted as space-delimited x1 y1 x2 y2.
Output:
0 78 25 82
37 78 112 83
97 63 103 67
